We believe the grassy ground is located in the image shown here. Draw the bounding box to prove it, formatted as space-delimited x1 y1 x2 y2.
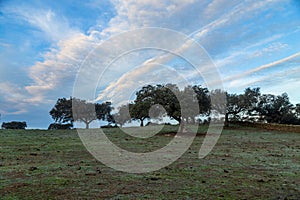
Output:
0 125 299 199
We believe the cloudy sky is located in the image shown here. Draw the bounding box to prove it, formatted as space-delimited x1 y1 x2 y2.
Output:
1 0 300 128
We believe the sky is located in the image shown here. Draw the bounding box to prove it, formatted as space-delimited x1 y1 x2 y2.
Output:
1 0 300 129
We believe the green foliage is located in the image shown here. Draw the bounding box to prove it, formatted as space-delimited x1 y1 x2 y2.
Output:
295 104 300 116
256 93 299 124
152 84 181 122
129 102 151 126
131 84 181 126
192 85 211 115
72 98 97 129
49 97 73 124
95 102 114 123
226 88 261 122
117 84 300 126
50 97 113 129
51 86 300 129
113 104 131 126
48 123 73 130
209 89 227 115
210 88 261 126
127 84 210 126
1 121 27 129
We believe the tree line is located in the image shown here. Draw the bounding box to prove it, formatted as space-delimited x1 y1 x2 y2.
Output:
46 84 300 129
1 84 299 129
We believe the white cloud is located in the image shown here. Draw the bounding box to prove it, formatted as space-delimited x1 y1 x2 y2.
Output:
3 0 300 118
25 33 99 98
96 62 189 106
0 82 29 115
214 34 285 68
6 6 79 42
257 67 300 104
45 1 290 101
223 52 300 83
91 0 289 104
219 54 300 105
103 0 225 35
251 42 288 58
0 42 11 47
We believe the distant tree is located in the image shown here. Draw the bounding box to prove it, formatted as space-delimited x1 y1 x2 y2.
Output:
296 104 300 117
2 121 27 129
179 85 201 124
209 89 227 116
129 101 151 127
242 87 261 121
50 97 73 124
210 87 261 126
72 98 113 129
113 104 131 127
134 84 181 125
225 93 243 125
131 84 210 131
132 84 210 127
256 93 297 124
153 84 181 123
48 123 73 130
192 85 211 117
50 97 113 129
95 101 114 124
132 84 166 126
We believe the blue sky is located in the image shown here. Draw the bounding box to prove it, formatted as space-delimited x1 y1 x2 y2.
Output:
1 0 300 128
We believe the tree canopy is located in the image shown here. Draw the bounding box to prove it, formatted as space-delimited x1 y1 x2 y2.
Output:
113 104 132 127
50 97 113 129
49 97 73 124
49 85 300 130
115 84 210 127
256 93 298 124
116 84 300 127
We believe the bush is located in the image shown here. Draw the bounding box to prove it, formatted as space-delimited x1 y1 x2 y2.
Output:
1 121 27 129
48 123 73 130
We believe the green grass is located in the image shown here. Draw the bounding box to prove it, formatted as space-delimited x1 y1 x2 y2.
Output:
1 125 300 199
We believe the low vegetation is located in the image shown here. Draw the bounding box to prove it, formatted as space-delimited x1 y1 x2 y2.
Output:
1 125 299 199
1 121 27 130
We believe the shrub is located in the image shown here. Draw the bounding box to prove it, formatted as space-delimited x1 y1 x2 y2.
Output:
1 121 27 129
48 123 73 130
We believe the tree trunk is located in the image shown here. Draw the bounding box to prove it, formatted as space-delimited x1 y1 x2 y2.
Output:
225 113 229 127
191 117 196 125
179 122 184 133
85 122 90 129
140 119 144 127
179 117 185 133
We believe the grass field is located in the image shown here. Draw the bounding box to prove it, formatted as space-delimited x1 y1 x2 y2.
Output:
1 125 299 199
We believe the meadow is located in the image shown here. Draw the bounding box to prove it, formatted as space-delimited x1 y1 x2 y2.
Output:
1 125 299 199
